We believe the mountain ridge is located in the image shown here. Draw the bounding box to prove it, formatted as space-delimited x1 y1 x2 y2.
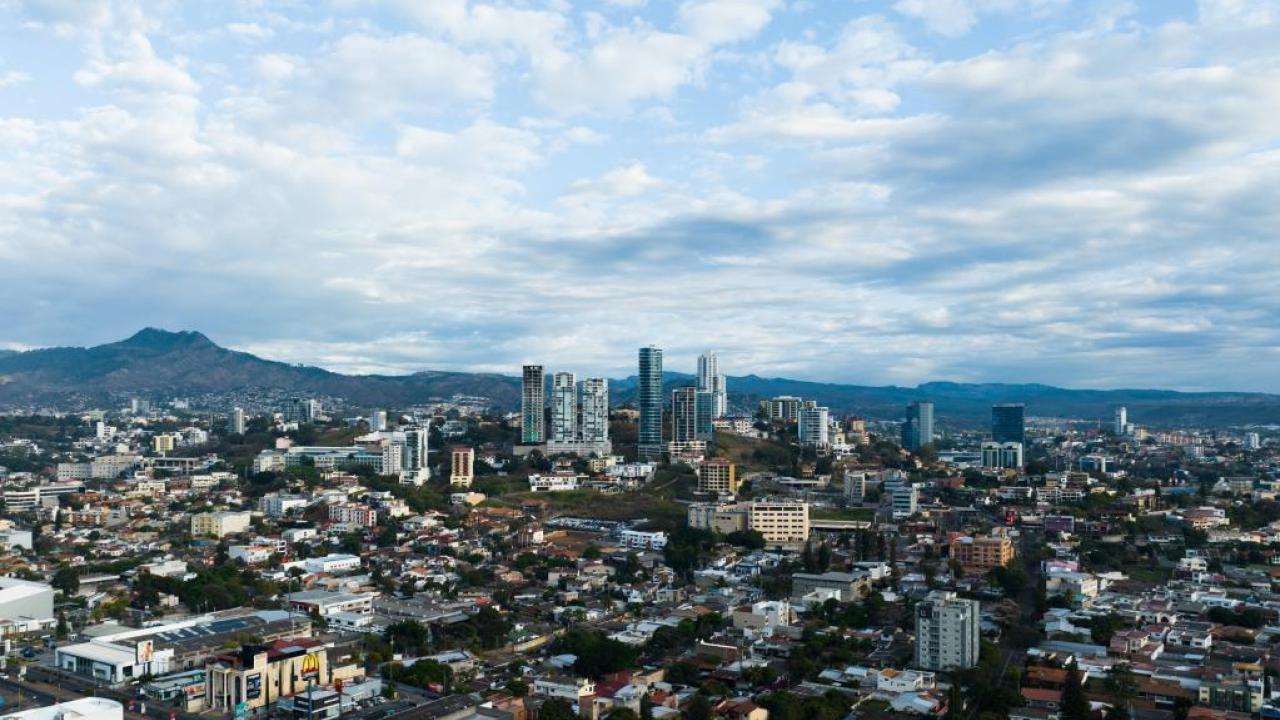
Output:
0 328 1276 426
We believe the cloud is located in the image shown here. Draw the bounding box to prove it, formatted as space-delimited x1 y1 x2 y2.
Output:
1 1 1278 392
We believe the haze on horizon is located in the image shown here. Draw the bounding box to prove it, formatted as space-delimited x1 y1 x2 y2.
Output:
1 1 1278 393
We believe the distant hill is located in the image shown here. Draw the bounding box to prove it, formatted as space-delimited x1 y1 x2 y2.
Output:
0 328 519 409
0 328 1276 427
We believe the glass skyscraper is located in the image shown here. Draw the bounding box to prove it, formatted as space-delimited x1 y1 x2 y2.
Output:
550 372 577 443
991 403 1025 445
902 400 934 451
638 346 663 460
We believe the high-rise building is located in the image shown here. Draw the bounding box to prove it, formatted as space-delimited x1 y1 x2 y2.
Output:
550 372 577 443
901 400 934 451
992 403 1025 445
638 346 663 461
798 405 830 447
674 387 715 444
580 377 609 444
449 446 474 488
371 410 387 432
1114 406 1128 436
521 365 545 445
697 351 728 418
671 387 699 443
230 407 246 435
400 422 430 485
915 591 980 671
892 485 918 518
1245 432 1262 451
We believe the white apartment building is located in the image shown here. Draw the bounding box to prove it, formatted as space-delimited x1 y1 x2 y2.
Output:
328 503 377 528
914 591 980 671
528 472 583 493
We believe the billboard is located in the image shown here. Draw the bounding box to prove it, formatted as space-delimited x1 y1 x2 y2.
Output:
136 640 154 664
246 673 262 700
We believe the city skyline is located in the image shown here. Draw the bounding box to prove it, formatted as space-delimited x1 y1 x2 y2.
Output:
1 2 1278 392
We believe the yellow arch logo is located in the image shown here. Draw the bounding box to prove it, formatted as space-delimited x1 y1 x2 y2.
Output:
301 654 320 677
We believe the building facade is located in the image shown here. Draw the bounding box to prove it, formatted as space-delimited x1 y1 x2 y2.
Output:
992 403 1026 445
901 401 934 452
914 591 980 671
638 346 664 461
521 365 545 444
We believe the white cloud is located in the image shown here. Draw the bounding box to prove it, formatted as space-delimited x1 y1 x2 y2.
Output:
227 22 274 41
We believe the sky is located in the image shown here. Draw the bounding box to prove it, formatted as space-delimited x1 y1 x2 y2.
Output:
1 0 1278 392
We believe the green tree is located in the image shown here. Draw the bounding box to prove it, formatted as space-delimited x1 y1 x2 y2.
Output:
51 566 80 595
685 695 713 720
539 698 576 720
1061 662 1090 720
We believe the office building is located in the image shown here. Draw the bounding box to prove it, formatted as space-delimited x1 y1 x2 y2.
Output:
521 365 545 445
449 446 474 488
370 410 387 432
638 346 663 461
892 485 918 519
550 372 577 443
981 441 1024 469
991 403 1025 445
671 387 712 444
687 499 810 544
1114 406 1127 436
697 458 737 495
230 407 246 435
914 591 980 671
797 405 830 447
901 401 934 451
697 351 728 418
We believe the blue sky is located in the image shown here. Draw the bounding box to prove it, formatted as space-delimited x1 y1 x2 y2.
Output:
1 0 1278 391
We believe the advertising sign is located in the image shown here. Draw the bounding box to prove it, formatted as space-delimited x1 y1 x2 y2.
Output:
300 653 320 680
246 673 262 700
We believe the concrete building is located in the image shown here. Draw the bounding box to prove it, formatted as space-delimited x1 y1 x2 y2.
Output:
697 458 737 495
798 405 830 448
580 377 610 447
697 351 728 418
791 571 872 603
949 534 1015 573
914 591 980 671
687 499 810 544
205 639 331 714
190 511 252 538
1114 406 1127 436
981 441 1024 469
449 446 475 488
892 485 918 519
328 503 377 528
230 407 247 435
760 396 803 423
550 372 577 444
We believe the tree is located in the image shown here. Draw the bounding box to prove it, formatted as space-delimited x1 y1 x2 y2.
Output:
608 710 640 720
639 694 654 720
1061 662 1090 720
56 611 69 640
538 698 576 720
51 566 80 595
685 695 713 720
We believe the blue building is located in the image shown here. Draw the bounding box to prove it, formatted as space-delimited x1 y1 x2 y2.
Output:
638 346 664 460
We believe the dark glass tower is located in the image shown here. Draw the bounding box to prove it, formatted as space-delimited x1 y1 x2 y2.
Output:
638 346 663 460
991 403 1025 445
902 400 934 451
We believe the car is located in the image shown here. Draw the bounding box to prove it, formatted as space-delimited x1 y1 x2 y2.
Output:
19 648 35 659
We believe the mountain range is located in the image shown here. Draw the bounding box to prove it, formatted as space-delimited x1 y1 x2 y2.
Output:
0 328 1276 427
